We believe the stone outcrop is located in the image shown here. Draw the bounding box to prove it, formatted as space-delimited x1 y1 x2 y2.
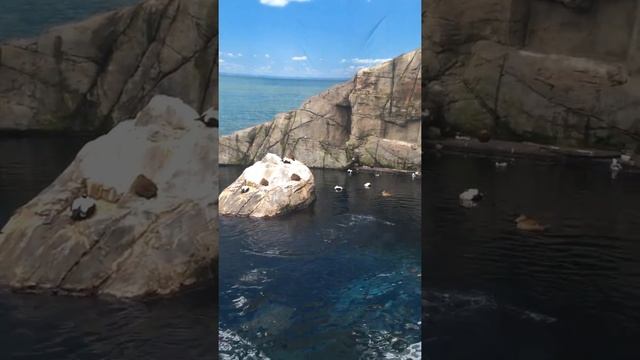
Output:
423 0 640 152
0 0 217 132
220 49 421 170
0 95 218 298
219 153 315 217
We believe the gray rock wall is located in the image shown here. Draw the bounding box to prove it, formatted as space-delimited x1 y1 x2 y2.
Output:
220 49 422 171
0 0 217 132
424 0 640 151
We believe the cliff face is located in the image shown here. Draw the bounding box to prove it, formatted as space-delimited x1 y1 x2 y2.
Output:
424 0 640 151
220 49 422 170
0 0 217 132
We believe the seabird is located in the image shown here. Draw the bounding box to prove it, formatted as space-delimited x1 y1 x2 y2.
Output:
283 157 292 164
347 169 353 175
70 193 96 221
334 185 343 192
411 171 420 180
375 173 380 177
495 161 508 168
459 188 483 203
515 215 548 232
364 182 372 188
611 158 623 172
241 186 250 193
195 109 218 128
381 190 392 197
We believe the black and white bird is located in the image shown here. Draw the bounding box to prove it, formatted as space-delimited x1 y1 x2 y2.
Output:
459 188 484 208
241 185 250 193
364 182 372 188
411 171 420 180
334 185 344 192
495 161 508 168
347 169 353 175
610 158 623 179
70 194 96 221
195 109 218 128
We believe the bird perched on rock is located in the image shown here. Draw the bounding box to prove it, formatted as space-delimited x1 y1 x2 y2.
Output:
364 182 372 188
70 193 96 221
241 185 250 193
515 215 548 232
610 158 623 179
283 157 292 164
195 109 218 128
334 185 343 192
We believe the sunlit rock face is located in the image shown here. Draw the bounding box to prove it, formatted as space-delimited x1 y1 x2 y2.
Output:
0 0 217 132
219 49 422 171
219 153 316 218
423 0 640 151
0 95 218 298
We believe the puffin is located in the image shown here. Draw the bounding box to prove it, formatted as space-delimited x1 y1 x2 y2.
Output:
334 185 344 192
70 193 96 221
241 185 250 194
364 182 372 188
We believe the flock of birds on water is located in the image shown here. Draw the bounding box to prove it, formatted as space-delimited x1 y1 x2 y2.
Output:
457 155 633 232
333 168 420 197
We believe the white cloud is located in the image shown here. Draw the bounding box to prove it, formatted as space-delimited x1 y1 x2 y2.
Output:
351 58 391 65
340 58 347 63
291 55 308 61
237 53 243 57
265 54 271 58
259 0 310 7
219 59 225 63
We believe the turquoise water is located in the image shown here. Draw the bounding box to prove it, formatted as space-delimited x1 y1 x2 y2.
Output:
0 0 138 41
219 74 345 135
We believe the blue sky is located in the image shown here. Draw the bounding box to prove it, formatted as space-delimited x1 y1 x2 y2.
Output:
220 0 421 79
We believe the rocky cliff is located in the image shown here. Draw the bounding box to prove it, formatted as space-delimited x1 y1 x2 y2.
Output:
0 0 217 132
423 0 640 152
220 49 422 170
0 96 218 298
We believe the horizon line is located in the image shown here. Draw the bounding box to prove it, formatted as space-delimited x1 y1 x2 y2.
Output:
220 72 350 81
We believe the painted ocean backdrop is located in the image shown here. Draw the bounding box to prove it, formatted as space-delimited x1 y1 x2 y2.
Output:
219 74 345 135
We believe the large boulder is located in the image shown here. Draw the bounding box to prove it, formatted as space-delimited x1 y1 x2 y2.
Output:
0 95 218 298
0 0 217 132
219 153 315 218
423 0 640 151
220 49 421 171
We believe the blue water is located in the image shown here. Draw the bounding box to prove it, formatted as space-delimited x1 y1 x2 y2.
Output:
0 0 139 41
219 74 345 135
219 166 421 359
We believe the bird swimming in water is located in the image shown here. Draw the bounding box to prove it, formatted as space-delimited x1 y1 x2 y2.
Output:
334 185 343 192
70 193 96 221
515 215 548 232
364 182 372 188
495 161 508 168
381 190 392 197
375 173 380 177
347 169 353 175
411 171 420 180
241 185 250 193
459 188 483 208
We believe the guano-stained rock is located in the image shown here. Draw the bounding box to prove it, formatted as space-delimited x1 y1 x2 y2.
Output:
0 95 218 298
